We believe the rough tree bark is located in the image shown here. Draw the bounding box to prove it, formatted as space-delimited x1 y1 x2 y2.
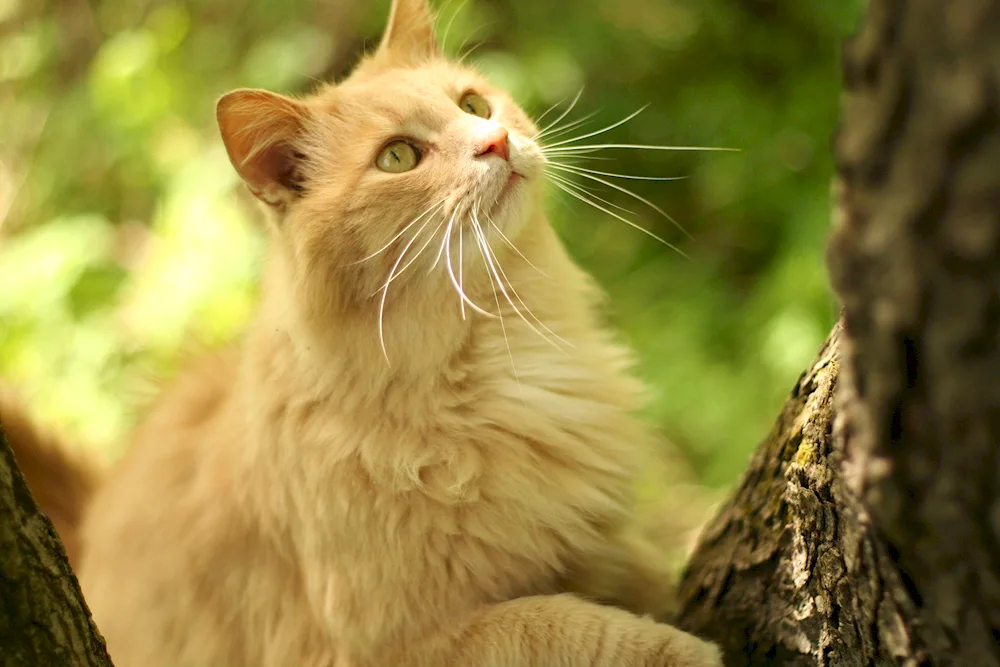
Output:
0 425 113 666
677 0 1000 665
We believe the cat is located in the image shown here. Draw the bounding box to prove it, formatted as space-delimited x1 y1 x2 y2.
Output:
2 0 724 665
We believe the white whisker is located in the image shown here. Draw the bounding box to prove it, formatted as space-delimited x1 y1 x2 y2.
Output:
458 217 466 320
440 0 470 54
542 147 607 156
369 221 445 297
377 212 441 363
353 201 444 265
474 219 570 351
548 163 688 182
472 219 524 400
547 155 618 163
457 41 484 64
430 212 451 274
543 143 739 154
534 110 599 143
488 220 550 278
547 172 635 217
547 176 689 258
444 212 496 318
541 105 648 149
548 162 692 239
531 99 565 128
533 87 584 140
457 22 496 66
472 216 523 397
454 14 496 65
530 101 731 253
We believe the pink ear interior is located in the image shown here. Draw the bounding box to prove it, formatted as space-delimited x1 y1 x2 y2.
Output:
216 89 309 207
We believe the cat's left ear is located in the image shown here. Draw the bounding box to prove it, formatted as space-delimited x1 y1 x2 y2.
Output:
217 89 310 211
378 0 442 63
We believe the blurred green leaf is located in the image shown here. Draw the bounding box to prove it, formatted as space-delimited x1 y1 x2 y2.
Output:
68 263 128 319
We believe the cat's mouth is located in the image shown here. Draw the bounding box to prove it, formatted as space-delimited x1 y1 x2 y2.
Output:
503 172 524 194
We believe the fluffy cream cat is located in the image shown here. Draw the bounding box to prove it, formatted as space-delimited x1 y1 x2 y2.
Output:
3 1 723 665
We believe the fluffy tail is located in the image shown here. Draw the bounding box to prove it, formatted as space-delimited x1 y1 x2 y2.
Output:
0 390 101 568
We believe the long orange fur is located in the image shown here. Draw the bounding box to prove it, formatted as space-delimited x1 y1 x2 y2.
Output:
6 1 723 665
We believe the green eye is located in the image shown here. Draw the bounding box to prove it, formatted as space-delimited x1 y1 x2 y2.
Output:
376 140 421 173
460 92 491 119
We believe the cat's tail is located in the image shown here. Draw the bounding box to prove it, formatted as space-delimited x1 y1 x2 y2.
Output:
0 389 102 568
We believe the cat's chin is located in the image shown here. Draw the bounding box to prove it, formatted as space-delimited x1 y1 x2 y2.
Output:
486 172 531 234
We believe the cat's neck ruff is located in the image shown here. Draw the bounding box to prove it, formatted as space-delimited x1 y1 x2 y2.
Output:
240 215 595 412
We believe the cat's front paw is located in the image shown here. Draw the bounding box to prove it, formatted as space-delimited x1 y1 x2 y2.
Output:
647 625 723 667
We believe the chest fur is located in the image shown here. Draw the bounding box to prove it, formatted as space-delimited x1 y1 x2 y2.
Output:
261 375 644 599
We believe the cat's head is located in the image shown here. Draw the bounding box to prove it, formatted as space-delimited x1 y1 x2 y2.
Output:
216 0 547 326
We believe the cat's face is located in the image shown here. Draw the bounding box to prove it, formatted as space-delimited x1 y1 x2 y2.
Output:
217 0 546 318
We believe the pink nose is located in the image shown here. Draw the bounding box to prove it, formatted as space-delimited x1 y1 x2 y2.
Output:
477 127 510 162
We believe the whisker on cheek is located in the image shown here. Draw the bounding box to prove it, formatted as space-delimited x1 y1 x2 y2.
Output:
376 211 444 364
546 173 689 259
369 220 445 299
472 217 569 352
548 172 634 217
547 163 691 240
353 200 445 265
443 211 495 319
459 220 466 320
430 216 450 274
472 213 524 400
488 220 550 279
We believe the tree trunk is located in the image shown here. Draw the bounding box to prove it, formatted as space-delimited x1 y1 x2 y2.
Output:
0 424 113 666
677 0 1000 665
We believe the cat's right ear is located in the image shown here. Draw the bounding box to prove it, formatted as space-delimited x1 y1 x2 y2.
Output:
378 0 442 63
216 89 309 210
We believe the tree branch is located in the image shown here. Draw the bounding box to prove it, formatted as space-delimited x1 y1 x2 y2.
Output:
676 325 925 665
0 420 113 666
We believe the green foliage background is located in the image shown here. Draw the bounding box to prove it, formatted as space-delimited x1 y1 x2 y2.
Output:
0 0 861 489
